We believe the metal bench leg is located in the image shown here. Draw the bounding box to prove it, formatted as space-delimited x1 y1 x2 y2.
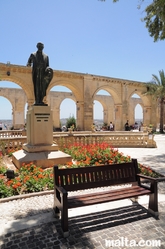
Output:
148 182 158 218
130 197 138 204
61 193 69 237
53 193 60 218
54 206 60 218
148 193 158 217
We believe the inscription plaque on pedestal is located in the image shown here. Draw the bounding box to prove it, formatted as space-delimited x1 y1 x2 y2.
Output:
27 106 53 145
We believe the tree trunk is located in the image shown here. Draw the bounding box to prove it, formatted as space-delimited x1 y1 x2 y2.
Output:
159 98 164 133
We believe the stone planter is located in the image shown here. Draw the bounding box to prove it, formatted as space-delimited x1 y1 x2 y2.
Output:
148 127 153 133
0 174 5 179
68 128 73 136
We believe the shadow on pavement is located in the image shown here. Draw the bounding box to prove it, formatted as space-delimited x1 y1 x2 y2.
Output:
1 204 153 249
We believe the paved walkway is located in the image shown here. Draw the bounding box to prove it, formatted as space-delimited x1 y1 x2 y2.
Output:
0 134 165 249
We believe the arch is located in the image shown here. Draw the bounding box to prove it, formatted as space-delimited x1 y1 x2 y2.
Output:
57 95 76 109
94 96 108 111
93 100 104 119
131 93 143 108
128 90 150 107
0 96 13 120
134 103 143 120
93 87 119 127
0 76 33 102
48 84 77 129
60 98 76 119
0 90 15 108
49 85 76 108
48 80 83 129
0 87 27 129
48 79 83 103
92 85 121 104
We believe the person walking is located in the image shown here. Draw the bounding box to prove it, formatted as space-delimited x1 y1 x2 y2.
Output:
125 120 129 131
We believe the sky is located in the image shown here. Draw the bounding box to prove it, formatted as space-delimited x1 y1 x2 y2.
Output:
0 0 164 121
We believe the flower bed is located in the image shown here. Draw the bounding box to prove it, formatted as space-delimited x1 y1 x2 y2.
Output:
0 142 163 198
0 163 54 198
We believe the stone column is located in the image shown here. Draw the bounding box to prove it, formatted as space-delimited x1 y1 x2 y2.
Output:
76 101 84 131
83 76 94 131
14 111 24 129
52 107 60 129
13 98 25 129
143 107 151 126
122 83 129 130
114 105 122 131
103 109 108 125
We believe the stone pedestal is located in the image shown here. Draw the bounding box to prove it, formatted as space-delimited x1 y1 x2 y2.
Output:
26 105 53 146
12 150 72 169
12 106 72 169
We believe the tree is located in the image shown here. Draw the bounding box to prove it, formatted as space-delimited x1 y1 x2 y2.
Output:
66 115 76 130
144 70 165 133
100 0 165 42
143 0 165 41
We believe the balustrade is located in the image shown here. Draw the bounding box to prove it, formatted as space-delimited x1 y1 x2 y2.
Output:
0 130 156 152
53 131 156 148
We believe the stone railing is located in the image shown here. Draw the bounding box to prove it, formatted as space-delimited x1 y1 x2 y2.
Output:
0 130 26 138
0 130 157 151
53 131 156 148
0 137 27 151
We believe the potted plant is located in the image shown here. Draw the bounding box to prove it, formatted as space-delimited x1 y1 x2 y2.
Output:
148 124 153 133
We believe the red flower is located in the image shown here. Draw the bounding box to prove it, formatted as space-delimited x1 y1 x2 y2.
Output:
38 174 44 179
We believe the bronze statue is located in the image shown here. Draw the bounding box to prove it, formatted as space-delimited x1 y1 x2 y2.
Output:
27 42 53 105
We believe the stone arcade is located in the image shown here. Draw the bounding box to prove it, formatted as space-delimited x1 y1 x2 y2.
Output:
0 62 160 131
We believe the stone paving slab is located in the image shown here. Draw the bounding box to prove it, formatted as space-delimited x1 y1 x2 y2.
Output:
0 134 165 248
0 184 165 236
117 134 165 176
0 201 165 249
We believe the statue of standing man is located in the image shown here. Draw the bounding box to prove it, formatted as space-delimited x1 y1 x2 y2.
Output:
27 42 53 105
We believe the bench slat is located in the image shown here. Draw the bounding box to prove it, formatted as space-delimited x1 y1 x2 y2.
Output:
68 185 145 200
59 178 137 191
68 186 151 208
57 163 138 191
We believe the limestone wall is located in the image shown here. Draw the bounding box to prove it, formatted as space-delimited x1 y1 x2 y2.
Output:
0 63 159 130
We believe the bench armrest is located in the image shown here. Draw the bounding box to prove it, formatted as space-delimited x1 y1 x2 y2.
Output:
54 185 68 213
54 185 67 195
137 174 158 193
137 174 158 182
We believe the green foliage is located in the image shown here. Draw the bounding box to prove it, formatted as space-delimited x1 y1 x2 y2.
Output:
0 180 14 198
138 163 161 178
0 143 162 198
143 0 165 42
0 152 7 173
112 0 165 42
144 70 165 133
66 115 76 130
0 165 7 174
0 163 54 198
62 142 163 178
63 142 131 166
0 141 7 156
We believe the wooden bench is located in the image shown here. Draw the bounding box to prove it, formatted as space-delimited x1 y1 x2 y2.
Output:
53 159 158 237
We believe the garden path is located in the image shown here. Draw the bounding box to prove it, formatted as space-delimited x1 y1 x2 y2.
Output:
0 135 165 248
117 134 165 176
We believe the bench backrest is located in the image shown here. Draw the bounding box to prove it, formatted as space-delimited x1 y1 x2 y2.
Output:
53 159 139 192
